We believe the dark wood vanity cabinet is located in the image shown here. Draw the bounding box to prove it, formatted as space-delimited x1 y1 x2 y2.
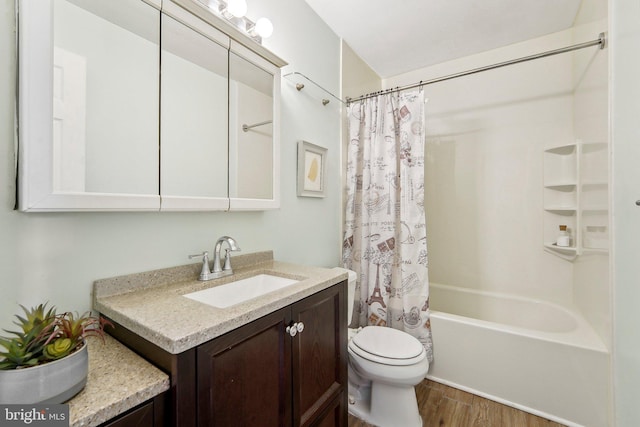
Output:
99 394 167 427
107 280 347 427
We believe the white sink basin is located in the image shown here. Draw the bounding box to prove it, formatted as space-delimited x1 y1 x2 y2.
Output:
183 274 300 309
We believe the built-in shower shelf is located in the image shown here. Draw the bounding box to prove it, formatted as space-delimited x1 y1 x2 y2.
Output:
544 144 577 155
543 140 609 261
544 182 577 189
544 206 577 213
544 243 578 260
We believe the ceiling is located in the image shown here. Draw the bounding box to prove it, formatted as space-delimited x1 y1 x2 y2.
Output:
303 0 583 78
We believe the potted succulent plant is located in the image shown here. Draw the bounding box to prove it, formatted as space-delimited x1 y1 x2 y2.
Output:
0 303 111 404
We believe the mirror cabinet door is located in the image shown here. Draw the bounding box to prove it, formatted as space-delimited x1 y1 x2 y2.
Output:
18 0 161 211
159 10 230 210
228 44 280 210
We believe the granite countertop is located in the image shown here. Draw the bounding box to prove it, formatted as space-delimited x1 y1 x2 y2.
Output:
68 334 170 427
93 251 348 354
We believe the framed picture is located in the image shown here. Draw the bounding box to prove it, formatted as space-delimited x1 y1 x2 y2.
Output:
297 141 327 198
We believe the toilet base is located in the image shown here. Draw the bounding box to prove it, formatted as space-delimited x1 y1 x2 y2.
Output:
348 380 423 427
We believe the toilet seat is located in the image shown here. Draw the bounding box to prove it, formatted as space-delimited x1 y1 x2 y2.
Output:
348 326 426 366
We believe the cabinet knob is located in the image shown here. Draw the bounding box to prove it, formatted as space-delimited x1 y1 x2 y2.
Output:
286 323 298 337
286 322 305 337
636 200 640 206
286 322 304 337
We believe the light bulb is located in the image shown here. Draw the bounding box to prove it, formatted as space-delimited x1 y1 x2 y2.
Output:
226 0 247 18
254 17 273 39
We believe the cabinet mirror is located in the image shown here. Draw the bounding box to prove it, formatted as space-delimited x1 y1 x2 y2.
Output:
228 45 280 210
18 0 161 211
160 11 229 210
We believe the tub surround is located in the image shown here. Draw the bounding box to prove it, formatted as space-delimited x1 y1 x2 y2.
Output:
93 251 348 354
68 334 169 427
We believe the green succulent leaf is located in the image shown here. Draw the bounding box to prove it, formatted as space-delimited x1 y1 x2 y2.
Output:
14 304 57 335
43 338 73 360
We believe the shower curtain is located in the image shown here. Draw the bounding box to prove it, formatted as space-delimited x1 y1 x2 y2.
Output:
343 90 433 363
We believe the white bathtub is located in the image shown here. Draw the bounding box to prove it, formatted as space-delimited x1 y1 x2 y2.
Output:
428 283 609 427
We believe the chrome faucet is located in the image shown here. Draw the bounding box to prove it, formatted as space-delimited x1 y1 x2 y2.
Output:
188 236 241 281
212 236 241 275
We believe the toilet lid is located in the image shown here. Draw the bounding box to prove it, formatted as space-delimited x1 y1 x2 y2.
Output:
349 326 425 365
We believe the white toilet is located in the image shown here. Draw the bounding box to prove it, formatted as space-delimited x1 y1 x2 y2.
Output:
344 269 429 427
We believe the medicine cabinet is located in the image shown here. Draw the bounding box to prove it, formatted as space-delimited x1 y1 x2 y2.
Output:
17 0 286 212
542 141 609 260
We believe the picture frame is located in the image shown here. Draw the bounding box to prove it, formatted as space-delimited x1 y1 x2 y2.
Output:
297 141 327 198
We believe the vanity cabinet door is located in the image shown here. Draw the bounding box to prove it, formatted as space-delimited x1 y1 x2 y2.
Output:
309 396 346 427
291 283 347 427
196 307 292 427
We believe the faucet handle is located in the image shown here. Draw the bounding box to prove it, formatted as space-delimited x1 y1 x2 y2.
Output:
188 251 208 259
223 248 234 271
188 252 213 281
189 251 210 263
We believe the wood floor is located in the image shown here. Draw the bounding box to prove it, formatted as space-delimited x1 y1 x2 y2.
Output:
347 379 566 427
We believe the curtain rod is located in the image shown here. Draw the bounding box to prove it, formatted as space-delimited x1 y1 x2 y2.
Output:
346 32 606 105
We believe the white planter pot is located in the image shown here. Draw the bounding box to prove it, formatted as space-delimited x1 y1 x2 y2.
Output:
0 342 88 404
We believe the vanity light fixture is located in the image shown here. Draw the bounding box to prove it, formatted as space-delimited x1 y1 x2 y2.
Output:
203 0 274 44
224 0 247 18
251 17 273 39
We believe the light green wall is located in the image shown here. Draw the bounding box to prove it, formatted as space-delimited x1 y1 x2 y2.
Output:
0 0 341 329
